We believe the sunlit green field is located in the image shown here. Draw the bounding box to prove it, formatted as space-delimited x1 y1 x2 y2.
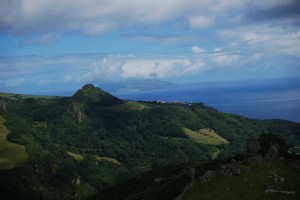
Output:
0 115 28 169
67 151 120 165
183 127 229 145
109 101 146 112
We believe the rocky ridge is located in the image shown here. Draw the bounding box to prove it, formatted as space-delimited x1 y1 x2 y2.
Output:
175 138 283 200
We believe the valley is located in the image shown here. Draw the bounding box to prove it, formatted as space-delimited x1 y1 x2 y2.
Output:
0 84 299 199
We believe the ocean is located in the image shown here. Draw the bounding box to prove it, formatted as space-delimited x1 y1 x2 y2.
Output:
113 78 300 123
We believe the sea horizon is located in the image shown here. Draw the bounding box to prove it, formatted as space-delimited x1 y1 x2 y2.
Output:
113 78 300 123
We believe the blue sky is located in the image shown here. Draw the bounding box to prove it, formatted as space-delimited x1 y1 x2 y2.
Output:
1 0 300 95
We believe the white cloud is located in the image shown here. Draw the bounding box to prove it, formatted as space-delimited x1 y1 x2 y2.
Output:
213 54 240 65
121 57 205 78
220 25 300 57
1 49 298 91
214 48 223 52
0 0 247 36
58 54 206 82
189 15 214 29
191 46 207 54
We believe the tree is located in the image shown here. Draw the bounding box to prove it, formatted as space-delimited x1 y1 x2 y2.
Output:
258 134 288 156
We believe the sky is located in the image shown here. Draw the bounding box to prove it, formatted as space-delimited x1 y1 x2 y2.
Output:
1 0 300 95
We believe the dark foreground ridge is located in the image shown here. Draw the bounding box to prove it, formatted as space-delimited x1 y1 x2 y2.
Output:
91 137 300 200
0 84 299 199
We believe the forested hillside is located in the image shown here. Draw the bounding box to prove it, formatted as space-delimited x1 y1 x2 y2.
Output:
0 84 299 199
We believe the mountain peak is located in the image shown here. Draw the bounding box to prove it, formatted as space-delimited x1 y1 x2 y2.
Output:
72 84 122 106
82 84 97 90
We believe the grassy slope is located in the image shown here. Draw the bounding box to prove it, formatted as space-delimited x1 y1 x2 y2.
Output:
67 151 120 164
109 101 146 112
0 115 28 169
0 92 57 100
94 156 120 165
183 161 300 200
183 127 229 145
66 151 84 161
211 149 220 159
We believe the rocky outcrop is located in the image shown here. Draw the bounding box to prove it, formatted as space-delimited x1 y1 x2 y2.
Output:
69 103 84 123
199 170 216 183
220 159 249 177
153 178 166 183
72 175 81 185
246 138 261 156
244 138 281 162
265 189 295 196
264 144 280 161
245 155 263 165
0 100 7 112
175 137 287 200
243 138 264 166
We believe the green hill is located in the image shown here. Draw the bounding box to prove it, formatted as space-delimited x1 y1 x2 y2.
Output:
72 84 122 105
0 84 299 199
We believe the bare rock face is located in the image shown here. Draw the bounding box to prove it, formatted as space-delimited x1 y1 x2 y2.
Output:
72 176 81 185
231 166 241 176
69 104 84 123
243 138 264 166
153 178 166 183
199 170 215 183
246 138 261 156
245 155 263 165
0 100 7 112
264 144 280 161
221 161 247 177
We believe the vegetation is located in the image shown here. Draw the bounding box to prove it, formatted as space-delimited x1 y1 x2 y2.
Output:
90 161 219 200
72 84 122 105
183 127 229 145
91 134 300 200
0 92 59 100
0 84 299 199
67 151 84 161
259 133 289 156
0 115 28 169
94 156 120 165
109 101 146 112
183 161 300 200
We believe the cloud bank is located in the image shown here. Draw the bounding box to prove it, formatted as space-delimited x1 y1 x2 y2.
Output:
1 0 300 94
3 0 298 36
